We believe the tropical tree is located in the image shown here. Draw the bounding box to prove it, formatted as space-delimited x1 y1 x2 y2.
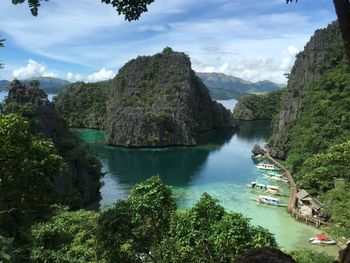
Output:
11 0 155 21
30 208 99 263
157 193 277 263
96 176 176 263
0 114 67 236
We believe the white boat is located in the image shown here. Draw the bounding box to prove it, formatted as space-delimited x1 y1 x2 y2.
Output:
255 195 287 207
248 182 280 195
309 234 336 245
264 174 289 183
256 163 280 171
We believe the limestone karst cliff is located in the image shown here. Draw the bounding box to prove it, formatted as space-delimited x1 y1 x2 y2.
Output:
106 48 237 147
268 22 343 159
5 80 102 207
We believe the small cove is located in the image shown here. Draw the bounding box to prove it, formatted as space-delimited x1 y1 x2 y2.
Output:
78 117 339 256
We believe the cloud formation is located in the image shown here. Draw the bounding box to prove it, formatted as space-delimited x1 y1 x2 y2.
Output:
87 68 115 82
67 72 82 82
0 0 336 83
193 45 299 83
12 59 58 79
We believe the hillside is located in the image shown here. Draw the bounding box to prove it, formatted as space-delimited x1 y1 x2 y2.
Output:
54 82 108 129
232 89 283 121
268 21 350 240
4 80 102 207
196 72 282 100
106 48 237 147
0 77 70 93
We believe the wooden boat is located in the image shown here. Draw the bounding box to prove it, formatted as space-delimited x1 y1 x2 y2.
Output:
255 163 280 171
255 195 287 207
263 174 289 183
247 182 280 195
309 234 336 245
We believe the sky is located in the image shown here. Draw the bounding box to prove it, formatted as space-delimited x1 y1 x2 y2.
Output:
0 0 336 84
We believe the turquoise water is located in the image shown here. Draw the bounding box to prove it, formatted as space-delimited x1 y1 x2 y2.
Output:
78 122 338 256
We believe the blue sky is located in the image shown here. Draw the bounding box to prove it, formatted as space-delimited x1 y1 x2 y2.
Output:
0 0 336 83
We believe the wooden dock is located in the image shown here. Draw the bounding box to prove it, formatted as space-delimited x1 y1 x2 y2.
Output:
264 152 326 228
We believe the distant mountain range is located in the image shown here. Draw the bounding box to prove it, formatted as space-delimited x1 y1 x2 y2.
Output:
0 73 283 101
196 72 284 100
0 77 70 93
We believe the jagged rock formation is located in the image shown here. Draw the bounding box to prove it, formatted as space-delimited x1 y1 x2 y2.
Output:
251 144 266 156
106 48 237 147
54 82 108 129
233 89 283 121
5 80 102 207
268 22 342 159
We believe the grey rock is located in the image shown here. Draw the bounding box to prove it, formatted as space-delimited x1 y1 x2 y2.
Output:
268 22 342 158
106 48 237 147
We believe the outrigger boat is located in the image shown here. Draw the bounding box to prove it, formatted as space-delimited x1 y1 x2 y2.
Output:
255 163 280 171
309 234 337 245
263 174 289 183
247 182 280 195
255 195 287 207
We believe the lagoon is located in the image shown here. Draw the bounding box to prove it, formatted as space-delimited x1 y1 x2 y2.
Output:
78 119 338 256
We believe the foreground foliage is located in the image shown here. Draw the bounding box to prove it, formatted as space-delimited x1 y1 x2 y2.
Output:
290 248 335 263
30 208 98 263
97 176 277 263
0 114 66 236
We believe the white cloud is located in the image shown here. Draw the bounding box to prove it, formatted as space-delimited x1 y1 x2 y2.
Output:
193 45 299 84
12 59 58 79
67 72 82 82
87 68 114 82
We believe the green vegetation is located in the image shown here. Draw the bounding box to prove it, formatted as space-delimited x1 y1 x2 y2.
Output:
0 80 102 261
290 248 335 263
271 31 350 240
0 172 278 262
96 176 277 263
233 89 283 120
14 0 155 21
30 208 98 263
54 82 108 129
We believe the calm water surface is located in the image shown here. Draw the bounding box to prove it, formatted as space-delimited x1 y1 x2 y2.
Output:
78 120 338 256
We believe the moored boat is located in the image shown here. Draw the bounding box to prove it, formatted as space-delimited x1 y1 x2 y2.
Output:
309 234 336 245
248 182 280 195
256 163 280 171
264 174 289 183
255 195 287 207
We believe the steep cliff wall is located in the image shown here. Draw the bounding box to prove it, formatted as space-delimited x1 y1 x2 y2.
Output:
268 22 342 159
106 48 236 147
5 80 102 207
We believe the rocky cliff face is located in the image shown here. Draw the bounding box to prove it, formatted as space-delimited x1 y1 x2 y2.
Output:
5 80 102 207
54 82 108 129
106 48 236 147
268 22 342 158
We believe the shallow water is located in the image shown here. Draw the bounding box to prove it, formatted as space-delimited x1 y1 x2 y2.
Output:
78 121 339 256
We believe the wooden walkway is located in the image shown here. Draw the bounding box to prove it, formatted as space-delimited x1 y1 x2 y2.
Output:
264 152 326 228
